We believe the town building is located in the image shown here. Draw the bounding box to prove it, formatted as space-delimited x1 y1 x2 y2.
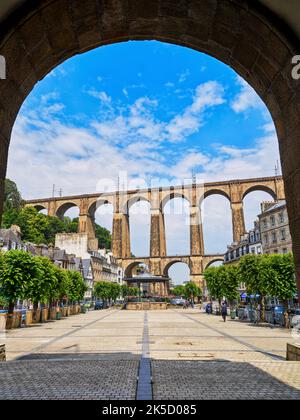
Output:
55 233 124 299
0 225 27 252
224 220 262 264
258 200 292 255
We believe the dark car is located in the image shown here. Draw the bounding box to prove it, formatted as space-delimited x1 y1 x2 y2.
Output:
94 301 104 310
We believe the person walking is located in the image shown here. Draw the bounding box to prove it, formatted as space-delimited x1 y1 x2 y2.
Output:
221 301 228 322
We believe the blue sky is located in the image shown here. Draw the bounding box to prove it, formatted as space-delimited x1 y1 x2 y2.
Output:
7 41 281 284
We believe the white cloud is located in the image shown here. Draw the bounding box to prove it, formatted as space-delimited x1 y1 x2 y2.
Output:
231 77 263 113
166 81 225 142
178 69 190 83
86 89 111 103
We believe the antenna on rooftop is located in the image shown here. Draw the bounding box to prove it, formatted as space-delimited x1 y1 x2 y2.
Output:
192 170 196 185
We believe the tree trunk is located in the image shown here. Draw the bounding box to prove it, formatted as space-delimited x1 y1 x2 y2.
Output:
8 301 14 315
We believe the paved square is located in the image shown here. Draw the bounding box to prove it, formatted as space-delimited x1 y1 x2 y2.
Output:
0 308 300 399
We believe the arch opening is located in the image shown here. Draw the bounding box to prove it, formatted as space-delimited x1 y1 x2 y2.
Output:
243 190 277 232
164 197 190 256
164 262 190 286
129 200 151 257
201 194 232 254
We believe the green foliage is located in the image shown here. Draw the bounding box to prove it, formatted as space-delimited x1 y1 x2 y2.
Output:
121 285 130 298
204 253 297 303
0 250 37 311
128 287 139 297
172 285 186 297
258 253 296 301
94 281 121 301
95 224 111 250
3 179 22 213
239 254 263 296
204 266 224 302
27 256 59 306
0 250 87 311
2 205 112 249
66 271 87 303
184 282 202 300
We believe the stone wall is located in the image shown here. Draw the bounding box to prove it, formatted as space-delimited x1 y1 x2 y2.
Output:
287 343 300 361
126 302 168 310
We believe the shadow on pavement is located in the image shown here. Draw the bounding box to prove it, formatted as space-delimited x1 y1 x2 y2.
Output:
0 352 299 400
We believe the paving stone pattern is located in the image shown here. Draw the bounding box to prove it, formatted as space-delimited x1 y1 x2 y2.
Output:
0 308 300 400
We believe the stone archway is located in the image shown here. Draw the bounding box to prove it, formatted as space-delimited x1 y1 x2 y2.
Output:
0 0 299 294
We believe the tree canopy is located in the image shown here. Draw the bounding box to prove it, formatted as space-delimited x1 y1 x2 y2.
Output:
0 250 87 312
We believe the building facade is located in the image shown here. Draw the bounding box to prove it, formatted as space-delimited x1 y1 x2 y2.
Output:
55 233 124 300
258 200 292 255
224 221 262 264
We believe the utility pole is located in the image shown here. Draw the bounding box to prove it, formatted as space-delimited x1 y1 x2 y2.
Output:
52 184 55 198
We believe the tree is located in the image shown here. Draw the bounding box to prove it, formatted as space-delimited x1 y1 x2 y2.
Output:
219 265 239 305
67 271 87 303
260 253 296 302
109 283 121 302
3 179 22 213
0 250 36 314
27 256 59 311
184 282 202 302
204 266 224 304
239 254 264 298
172 285 185 297
94 281 111 303
121 285 130 299
128 287 139 297
52 265 70 303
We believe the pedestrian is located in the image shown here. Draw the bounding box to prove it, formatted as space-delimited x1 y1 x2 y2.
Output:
221 301 228 322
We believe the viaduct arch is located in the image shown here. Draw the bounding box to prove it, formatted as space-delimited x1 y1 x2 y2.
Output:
25 176 285 287
0 0 298 292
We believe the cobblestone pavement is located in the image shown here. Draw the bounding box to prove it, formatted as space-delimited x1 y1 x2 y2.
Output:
0 308 300 399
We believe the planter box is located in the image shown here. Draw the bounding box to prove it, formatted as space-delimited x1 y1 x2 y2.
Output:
41 308 49 322
0 344 5 361
0 314 6 331
26 310 33 325
50 308 57 320
287 343 300 361
5 312 21 330
32 309 41 324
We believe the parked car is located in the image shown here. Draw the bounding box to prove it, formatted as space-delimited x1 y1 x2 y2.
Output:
94 301 104 310
273 306 285 324
170 298 185 306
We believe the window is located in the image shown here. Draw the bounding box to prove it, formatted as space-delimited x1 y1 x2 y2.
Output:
270 216 275 226
263 219 267 228
282 248 288 254
251 247 255 254
264 234 269 245
257 246 262 254
272 232 277 243
279 212 284 223
274 249 278 254
280 229 286 241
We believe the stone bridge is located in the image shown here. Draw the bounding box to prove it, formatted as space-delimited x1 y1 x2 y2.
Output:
25 176 285 286
120 255 224 285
